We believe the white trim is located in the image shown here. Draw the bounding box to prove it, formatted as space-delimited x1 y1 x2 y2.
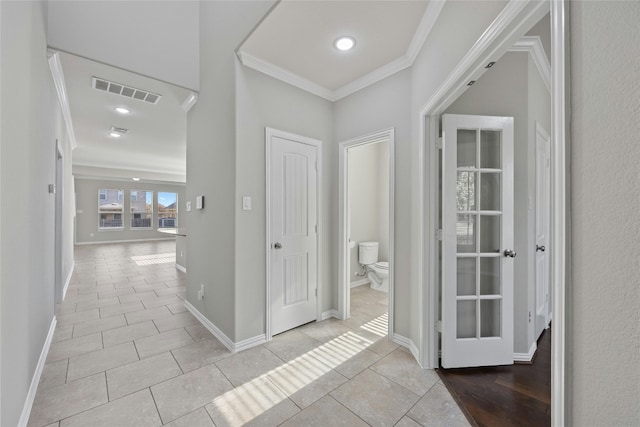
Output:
510 36 551 92
62 262 75 300
175 263 187 273
238 1 444 102
239 51 334 101
265 128 323 341
514 341 538 363
75 237 174 245
393 334 421 367
181 92 198 112
47 52 77 150
321 309 339 321
185 300 235 351
350 278 370 289
234 334 268 353
551 1 569 425
338 128 395 340
17 317 57 427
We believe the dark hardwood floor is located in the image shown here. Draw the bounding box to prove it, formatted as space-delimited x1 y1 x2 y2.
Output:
437 327 551 427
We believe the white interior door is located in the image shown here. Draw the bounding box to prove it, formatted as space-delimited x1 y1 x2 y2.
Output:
534 123 551 338
441 114 514 368
269 132 318 336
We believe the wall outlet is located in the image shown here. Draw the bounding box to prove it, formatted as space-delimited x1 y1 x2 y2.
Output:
197 284 205 301
186 201 191 212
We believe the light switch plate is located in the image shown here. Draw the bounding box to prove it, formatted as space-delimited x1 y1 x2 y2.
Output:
196 196 204 210
242 196 252 211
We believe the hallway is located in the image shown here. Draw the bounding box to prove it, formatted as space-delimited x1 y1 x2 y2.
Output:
28 241 467 426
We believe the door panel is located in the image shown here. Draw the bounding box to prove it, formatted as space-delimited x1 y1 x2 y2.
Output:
270 134 318 336
442 114 514 368
534 123 551 338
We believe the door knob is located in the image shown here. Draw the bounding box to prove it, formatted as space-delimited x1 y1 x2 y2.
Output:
536 245 546 252
503 249 517 258
274 242 283 249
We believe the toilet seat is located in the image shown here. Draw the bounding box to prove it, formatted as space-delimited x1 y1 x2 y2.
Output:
374 261 388 270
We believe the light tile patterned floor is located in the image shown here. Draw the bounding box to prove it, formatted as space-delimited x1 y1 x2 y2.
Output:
28 241 468 427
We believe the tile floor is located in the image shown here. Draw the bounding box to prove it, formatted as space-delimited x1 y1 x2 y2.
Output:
28 241 469 427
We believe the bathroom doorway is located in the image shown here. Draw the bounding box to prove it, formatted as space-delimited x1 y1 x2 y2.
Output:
338 128 394 337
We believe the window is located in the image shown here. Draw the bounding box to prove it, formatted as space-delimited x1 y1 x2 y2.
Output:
158 192 178 228
98 189 124 229
130 190 153 229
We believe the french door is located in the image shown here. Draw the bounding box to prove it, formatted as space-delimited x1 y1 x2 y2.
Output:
441 114 514 368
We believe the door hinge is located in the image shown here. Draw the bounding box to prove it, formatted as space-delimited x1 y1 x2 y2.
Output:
529 311 532 323
435 229 443 241
437 137 443 150
436 320 442 333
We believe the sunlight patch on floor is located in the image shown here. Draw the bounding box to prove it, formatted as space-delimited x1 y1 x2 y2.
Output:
360 312 388 337
130 253 175 266
209 314 388 426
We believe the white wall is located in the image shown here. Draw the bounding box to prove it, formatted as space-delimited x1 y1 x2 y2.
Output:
234 64 333 341
570 1 640 424
349 141 389 285
47 0 199 90
445 51 551 355
74 178 186 244
0 2 68 425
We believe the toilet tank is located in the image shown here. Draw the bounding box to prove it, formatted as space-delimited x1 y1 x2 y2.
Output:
359 241 379 265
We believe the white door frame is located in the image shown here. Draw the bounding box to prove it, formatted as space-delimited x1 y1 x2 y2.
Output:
338 128 395 337
416 0 569 424
265 127 323 341
54 140 64 306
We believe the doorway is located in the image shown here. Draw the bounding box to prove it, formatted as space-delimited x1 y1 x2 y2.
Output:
338 128 395 337
266 127 322 338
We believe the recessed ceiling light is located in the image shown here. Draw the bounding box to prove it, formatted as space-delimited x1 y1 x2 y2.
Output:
108 132 122 138
132 177 140 182
334 36 356 51
115 107 130 114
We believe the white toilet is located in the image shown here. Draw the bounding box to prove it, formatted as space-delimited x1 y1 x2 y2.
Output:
358 241 389 292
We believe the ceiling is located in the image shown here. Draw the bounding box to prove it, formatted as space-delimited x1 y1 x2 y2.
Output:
239 0 443 101
58 51 194 182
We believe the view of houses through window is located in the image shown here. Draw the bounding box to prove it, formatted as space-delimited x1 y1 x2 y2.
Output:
98 189 178 230
158 192 178 228
98 188 124 229
130 190 153 229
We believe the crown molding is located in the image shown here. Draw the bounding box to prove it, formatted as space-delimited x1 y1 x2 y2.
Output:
48 51 77 150
509 35 551 92
181 91 198 112
238 0 447 102
238 51 335 101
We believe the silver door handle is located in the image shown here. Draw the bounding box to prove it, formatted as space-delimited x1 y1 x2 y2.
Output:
503 249 517 258
274 242 283 249
536 245 546 252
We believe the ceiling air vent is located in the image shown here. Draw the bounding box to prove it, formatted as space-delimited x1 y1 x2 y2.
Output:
110 126 128 135
92 77 162 105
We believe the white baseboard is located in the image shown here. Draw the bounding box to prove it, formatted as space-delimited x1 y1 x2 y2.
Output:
350 278 369 288
18 316 57 427
321 309 339 321
62 262 75 300
514 341 538 363
75 237 174 246
175 263 187 273
184 300 265 353
393 333 421 368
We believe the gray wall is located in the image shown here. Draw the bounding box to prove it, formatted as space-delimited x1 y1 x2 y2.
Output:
570 1 640 424
445 51 551 354
235 65 333 341
0 1 73 425
349 141 390 285
74 178 185 244
186 1 275 342
334 69 412 336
